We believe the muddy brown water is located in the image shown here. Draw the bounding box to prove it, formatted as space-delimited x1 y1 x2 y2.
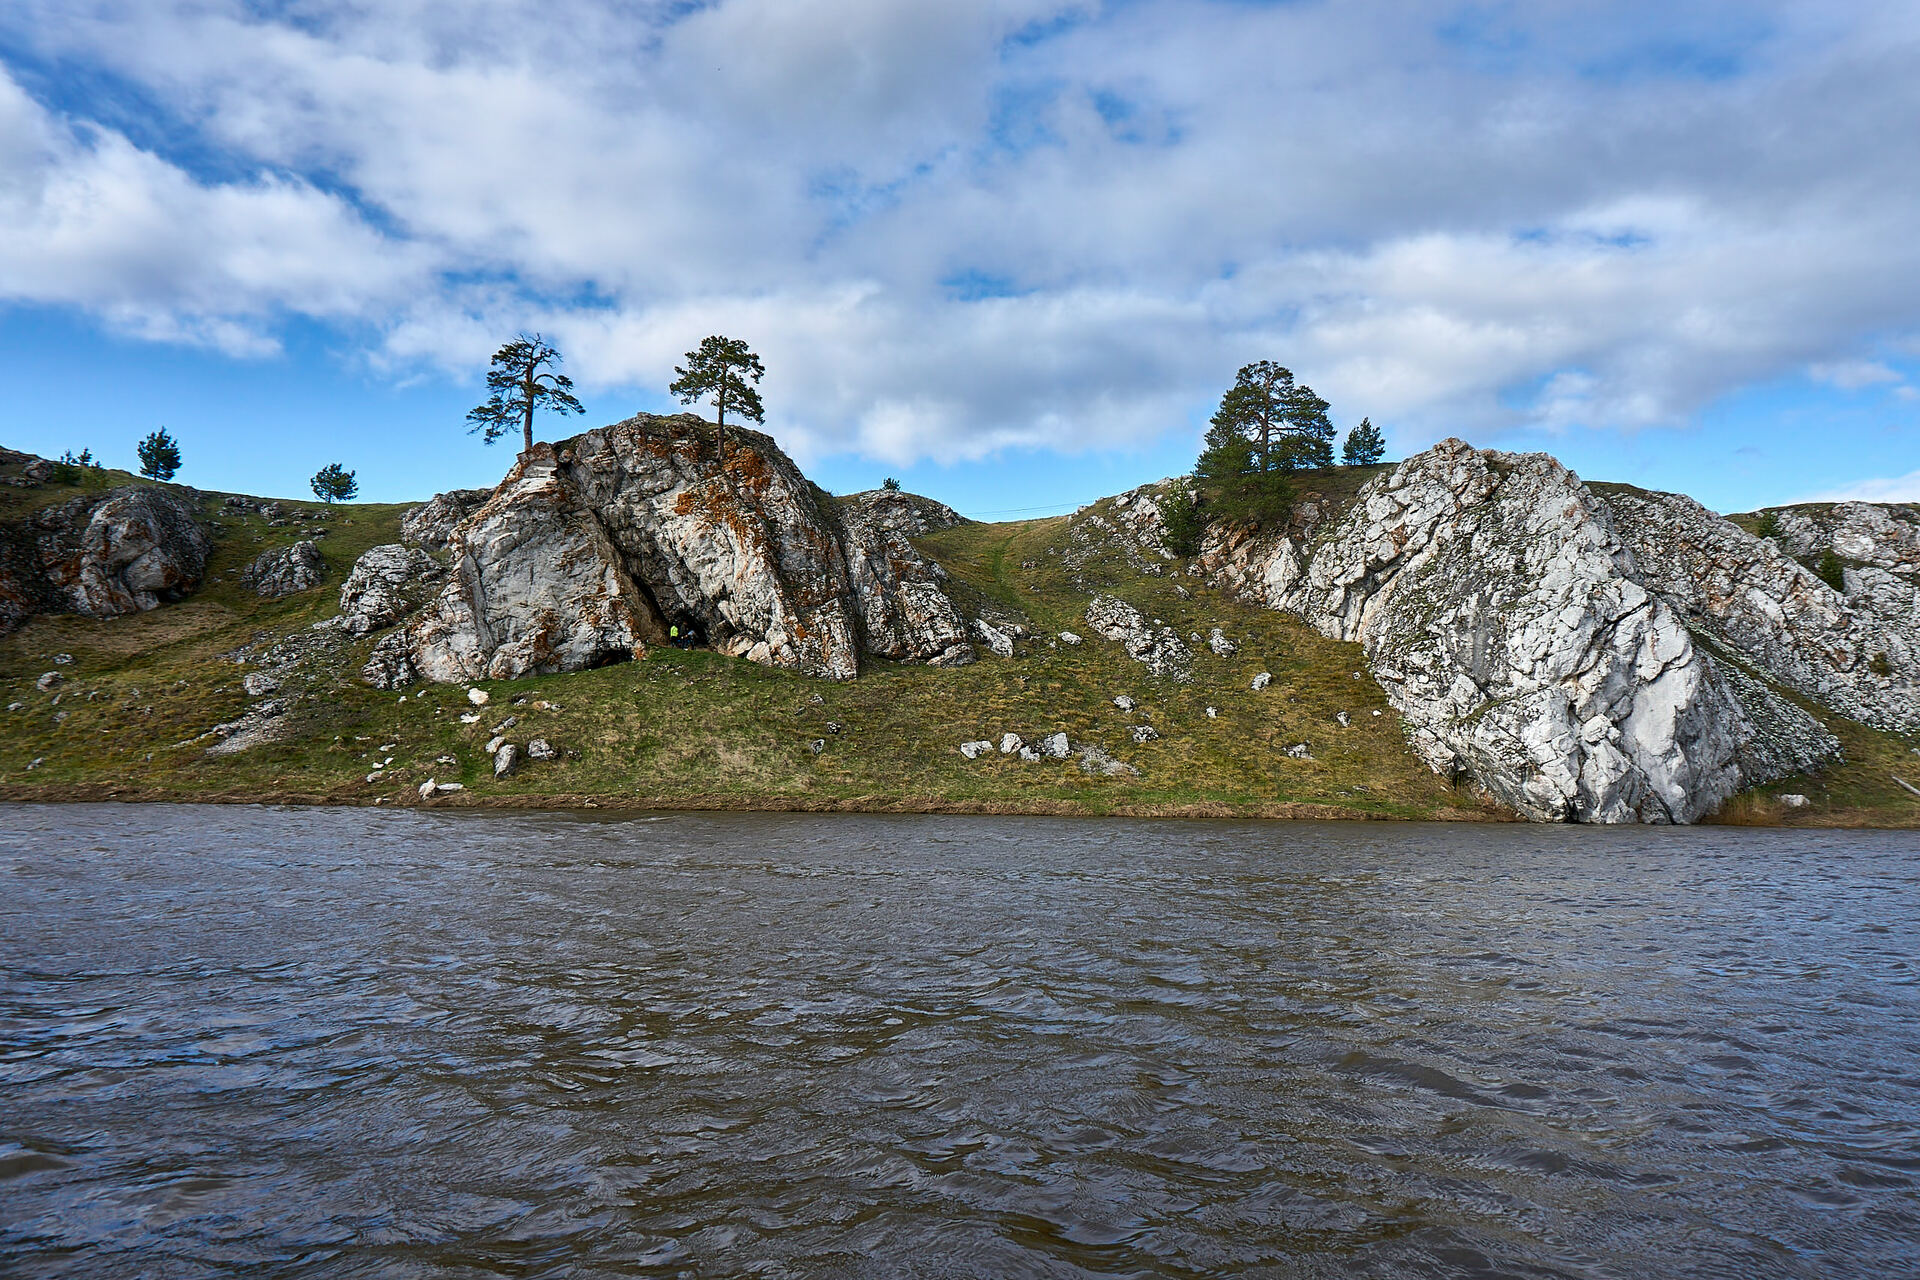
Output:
2 805 1917 1278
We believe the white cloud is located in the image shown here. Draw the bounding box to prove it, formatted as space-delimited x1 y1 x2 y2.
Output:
1810 470 1920 503
1 0 1919 462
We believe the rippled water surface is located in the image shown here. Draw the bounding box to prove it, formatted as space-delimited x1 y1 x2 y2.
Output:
3 805 1919 1277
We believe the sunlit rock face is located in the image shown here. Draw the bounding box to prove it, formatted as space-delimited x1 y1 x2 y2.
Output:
380 414 972 685
1618 495 1920 735
1204 439 1838 824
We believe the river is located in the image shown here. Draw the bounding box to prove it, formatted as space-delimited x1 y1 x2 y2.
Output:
2 805 1916 1277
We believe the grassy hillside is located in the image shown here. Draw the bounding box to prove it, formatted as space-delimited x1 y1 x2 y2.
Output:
0 467 1914 825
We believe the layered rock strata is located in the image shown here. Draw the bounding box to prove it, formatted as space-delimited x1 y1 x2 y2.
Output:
1204 440 1836 823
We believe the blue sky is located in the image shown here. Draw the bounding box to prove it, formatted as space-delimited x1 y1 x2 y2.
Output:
2 0 1917 516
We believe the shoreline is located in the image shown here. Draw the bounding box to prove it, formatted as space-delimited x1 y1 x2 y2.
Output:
0 780 1505 822
5 782 1894 826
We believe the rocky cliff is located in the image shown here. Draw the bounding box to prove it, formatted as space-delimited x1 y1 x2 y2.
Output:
1201 441 1843 823
352 413 975 687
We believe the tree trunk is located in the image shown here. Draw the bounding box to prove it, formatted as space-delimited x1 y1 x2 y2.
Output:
522 368 536 456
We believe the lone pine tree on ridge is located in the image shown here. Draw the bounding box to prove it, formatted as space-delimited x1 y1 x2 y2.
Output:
466 334 585 456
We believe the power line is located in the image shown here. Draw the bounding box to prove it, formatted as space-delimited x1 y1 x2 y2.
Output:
961 499 1097 517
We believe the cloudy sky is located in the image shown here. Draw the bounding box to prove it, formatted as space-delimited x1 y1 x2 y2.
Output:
2 0 1917 514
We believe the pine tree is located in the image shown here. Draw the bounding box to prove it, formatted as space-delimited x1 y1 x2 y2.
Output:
1342 417 1385 466
466 334 585 455
669 335 765 456
137 429 182 481
310 463 359 503
1157 483 1206 556
1208 361 1335 472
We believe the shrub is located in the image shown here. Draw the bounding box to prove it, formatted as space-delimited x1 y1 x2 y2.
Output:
1158 483 1206 556
1814 548 1847 592
882 477 901 492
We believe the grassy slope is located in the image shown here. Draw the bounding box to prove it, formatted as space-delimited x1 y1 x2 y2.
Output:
0 466 1913 825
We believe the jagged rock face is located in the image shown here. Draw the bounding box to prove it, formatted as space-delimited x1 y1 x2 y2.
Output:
839 491 974 665
1606 490 1920 733
0 488 212 629
336 544 444 636
560 419 864 679
1770 500 1920 571
241 539 327 598
378 414 971 687
400 488 492 550
406 451 648 684
1204 440 1836 823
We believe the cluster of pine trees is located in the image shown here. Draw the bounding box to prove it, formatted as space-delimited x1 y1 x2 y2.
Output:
1161 361 1388 553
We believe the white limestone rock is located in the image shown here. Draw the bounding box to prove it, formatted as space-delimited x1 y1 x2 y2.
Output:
336 544 443 635
1609 489 1920 733
242 539 327 599
1084 594 1192 682
1203 439 1838 824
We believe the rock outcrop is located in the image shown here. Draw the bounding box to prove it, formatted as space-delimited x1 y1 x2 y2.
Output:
242 539 327 598
336 544 445 636
0 487 211 631
1204 440 1836 823
1084 594 1193 681
400 488 492 550
1605 490 1919 733
371 414 975 686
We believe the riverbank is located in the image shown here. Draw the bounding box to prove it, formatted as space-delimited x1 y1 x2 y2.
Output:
4 454 1916 827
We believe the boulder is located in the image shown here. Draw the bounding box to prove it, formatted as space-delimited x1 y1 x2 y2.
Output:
958 739 995 759
407 451 647 684
493 743 519 778
242 540 327 598
1131 724 1159 743
1207 627 1237 657
1077 744 1139 777
839 489 974 665
527 737 556 761
1058 631 1082 646
1038 732 1071 758
0 488 212 631
1113 695 1135 711
972 617 1015 659
1084 594 1193 681
1250 672 1271 691
1204 439 1837 823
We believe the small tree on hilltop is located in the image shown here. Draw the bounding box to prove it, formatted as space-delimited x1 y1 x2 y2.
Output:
1342 417 1385 466
466 333 585 456
310 463 359 504
669 335 765 456
882 476 902 492
137 429 181 481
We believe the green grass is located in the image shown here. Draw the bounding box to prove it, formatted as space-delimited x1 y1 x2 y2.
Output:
1 470 1912 825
